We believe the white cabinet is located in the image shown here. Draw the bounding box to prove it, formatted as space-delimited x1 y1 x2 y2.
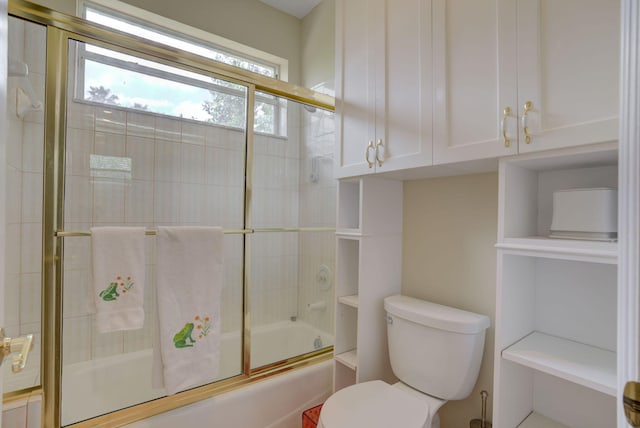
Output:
334 0 433 179
493 142 618 427
433 0 619 165
333 177 402 391
432 0 518 163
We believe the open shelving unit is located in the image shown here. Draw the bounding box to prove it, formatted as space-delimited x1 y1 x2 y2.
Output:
333 176 403 391
493 143 618 428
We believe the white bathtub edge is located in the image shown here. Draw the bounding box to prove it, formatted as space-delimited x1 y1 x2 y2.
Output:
122 359 333 428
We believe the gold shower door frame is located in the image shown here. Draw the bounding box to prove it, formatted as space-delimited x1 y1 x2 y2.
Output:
7 1 335 427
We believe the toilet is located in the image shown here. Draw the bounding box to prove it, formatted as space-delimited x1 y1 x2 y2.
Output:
318 294 490 428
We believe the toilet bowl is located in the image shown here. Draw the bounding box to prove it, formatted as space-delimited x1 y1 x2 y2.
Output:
319 295 490 428
318 380 444 428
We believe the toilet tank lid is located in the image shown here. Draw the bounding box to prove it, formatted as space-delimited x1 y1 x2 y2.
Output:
384 295 490 334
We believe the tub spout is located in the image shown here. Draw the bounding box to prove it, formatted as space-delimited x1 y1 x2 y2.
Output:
307 301 326 312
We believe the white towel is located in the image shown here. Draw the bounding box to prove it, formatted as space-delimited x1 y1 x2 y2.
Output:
153 226 224 395
90 227 146 333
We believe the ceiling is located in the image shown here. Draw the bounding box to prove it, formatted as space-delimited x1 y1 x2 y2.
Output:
259 0 322 19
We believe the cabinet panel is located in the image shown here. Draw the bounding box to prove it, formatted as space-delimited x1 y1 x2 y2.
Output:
433 0 518 164
379 0 433 171
517 0 619 153
335 0 376 177
335 0 433 178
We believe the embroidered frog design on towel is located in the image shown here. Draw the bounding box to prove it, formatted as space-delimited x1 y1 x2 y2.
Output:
99 282 120 301
99 276 134 302
173 323 196 348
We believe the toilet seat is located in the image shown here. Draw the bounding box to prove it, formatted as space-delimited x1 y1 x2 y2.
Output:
318 380 441 428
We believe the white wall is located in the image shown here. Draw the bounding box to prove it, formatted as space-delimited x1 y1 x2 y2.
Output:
403 172 497 428
301 0 335 92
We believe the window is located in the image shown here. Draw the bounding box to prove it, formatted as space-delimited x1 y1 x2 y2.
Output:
76 0 288 135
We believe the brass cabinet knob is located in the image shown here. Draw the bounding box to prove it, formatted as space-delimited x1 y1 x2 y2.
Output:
624 381 640 427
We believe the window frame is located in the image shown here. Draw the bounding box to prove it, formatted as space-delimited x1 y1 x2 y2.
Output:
75 0 288 135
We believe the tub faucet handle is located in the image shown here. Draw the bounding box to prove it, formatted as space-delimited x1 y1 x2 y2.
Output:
0 327 34 373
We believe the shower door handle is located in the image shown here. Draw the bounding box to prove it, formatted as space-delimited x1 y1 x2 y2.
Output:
0 328 34 373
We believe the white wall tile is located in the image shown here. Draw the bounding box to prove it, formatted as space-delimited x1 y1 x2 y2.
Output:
154 140 181 183
22 122 44 173
20 273 41 325
67 102 95 131
7 119 23 169
126 112 155 138
95 108 126 134
63 269 90 318
222 128 245 151
64 176 93 224
7 168 22 224
24 21 46 75
21 173 43 224
20 223 42 274
181 122 207 146
125 180 154 224
180 184 206 224
92 180 125 223
8 16 25 63
62 316 92 364
5 224 22 275
94 132 125 157
126 135 155 181
181 144 205 184
66 128 94 177
4 274 21 332
155 117 181 141
154 182 181 224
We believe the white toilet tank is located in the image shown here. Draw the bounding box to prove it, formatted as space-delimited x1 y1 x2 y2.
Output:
384 295 490 401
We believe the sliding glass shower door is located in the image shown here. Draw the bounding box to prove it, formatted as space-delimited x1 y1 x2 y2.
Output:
61 39 247 425
57 35 335 425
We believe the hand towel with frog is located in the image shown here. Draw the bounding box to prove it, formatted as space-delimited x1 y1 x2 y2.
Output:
90 227 146 333
153 226 223 395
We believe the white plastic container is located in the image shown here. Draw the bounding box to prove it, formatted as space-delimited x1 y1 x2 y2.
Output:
550 187 617 241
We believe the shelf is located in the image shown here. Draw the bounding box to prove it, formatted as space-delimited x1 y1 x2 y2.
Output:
496 237 617 264
335 350 357 371
518 412 569 428
502 332 616 396
338 295 359 308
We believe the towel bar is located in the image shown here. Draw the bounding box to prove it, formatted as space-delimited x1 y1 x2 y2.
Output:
54 227 335 237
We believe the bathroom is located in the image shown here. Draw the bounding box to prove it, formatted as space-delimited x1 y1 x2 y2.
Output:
0 0 637 428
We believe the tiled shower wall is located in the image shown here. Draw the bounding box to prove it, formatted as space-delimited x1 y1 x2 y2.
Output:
297 107 335 335
5 17 46 391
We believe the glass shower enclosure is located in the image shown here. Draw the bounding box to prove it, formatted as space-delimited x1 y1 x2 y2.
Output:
5 12 335 427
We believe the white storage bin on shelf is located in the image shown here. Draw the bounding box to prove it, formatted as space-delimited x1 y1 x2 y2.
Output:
497 142 618 263
494 142 618 428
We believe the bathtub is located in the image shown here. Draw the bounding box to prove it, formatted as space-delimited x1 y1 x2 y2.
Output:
61 321 333 426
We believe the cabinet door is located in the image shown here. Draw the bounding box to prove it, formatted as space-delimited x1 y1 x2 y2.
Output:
433 0 518 164
335 0 378 178
375 0 433 173
516 0 619 153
